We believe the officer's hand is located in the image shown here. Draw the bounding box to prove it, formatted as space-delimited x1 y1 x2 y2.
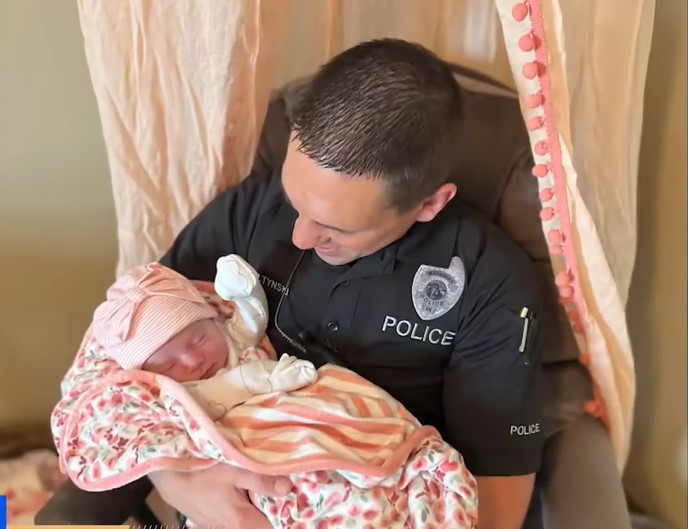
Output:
150 464 291 528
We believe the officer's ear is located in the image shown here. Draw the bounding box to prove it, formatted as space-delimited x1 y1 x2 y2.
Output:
414 183 457 223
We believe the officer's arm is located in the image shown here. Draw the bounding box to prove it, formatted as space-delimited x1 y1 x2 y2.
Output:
444 251 543 529
159 171 275 280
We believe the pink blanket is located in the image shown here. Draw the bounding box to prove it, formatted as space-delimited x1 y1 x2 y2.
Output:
52 283 478 528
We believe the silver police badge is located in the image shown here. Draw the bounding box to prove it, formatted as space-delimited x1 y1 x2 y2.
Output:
412 256 466 321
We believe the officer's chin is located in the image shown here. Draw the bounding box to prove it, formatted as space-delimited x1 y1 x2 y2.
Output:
315 247 353 266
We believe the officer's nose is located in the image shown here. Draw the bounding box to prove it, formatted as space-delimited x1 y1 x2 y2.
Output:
292 216 323 250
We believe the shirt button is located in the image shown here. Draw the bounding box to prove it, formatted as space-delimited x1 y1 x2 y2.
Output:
327 321 340 332
341 280 351 287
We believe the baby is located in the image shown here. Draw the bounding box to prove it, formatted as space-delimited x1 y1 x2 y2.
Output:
90 255 318 420
57 256 479 529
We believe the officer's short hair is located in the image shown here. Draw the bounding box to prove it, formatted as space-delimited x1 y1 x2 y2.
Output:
292 38 463 212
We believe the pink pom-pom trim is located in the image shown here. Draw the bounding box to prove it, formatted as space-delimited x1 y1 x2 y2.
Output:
512 3 529 21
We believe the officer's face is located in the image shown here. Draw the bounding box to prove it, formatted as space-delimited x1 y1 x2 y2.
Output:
282 138 454 266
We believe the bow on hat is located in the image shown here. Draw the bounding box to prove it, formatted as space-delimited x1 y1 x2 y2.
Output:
92 263 207 346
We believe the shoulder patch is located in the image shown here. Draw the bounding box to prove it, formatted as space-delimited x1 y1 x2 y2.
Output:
412 256 465 321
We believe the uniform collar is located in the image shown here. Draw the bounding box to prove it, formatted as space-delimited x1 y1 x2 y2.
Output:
271 196 459 278
394 200 460 269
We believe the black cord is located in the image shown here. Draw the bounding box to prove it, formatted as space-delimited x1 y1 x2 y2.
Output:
273 250 307 355
272 250 347 369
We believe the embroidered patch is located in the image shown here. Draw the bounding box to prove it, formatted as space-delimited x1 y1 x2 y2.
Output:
412 257 465 321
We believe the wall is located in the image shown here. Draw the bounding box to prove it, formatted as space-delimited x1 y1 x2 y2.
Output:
0 1 117 424
624 0 688 527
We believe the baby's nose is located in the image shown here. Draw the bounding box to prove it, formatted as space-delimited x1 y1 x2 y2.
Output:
178 351 204 369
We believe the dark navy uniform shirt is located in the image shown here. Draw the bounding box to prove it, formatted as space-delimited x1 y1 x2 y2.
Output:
160 169 544 476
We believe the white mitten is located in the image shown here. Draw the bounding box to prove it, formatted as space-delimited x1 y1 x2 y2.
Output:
239 354 318 395
215 254 260 300
184 355 318 420
215 254 269 347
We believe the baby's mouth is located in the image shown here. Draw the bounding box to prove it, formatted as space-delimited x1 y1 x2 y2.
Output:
200 364 217 379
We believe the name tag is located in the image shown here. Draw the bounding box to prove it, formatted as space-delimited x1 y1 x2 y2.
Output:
381 315 456 346
260 274 290 295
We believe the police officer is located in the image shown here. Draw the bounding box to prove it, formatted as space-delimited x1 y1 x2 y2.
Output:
149 39 544 529
47 39 545 529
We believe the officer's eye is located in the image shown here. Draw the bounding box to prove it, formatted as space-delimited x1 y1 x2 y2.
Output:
328 226 355 235
313 218 357 235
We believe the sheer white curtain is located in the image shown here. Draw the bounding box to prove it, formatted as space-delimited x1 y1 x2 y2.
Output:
494 0 653 468
77 0 290 274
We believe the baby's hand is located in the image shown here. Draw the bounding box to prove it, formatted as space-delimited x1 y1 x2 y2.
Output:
215 254 259 301
240 354 318 395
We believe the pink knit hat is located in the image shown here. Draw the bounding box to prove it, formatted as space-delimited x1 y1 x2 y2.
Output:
92 263 218 370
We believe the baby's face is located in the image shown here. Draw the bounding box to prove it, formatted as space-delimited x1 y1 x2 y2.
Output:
142 318 229 382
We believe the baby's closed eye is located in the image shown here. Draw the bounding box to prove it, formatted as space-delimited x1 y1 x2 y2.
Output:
190 333 206 347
